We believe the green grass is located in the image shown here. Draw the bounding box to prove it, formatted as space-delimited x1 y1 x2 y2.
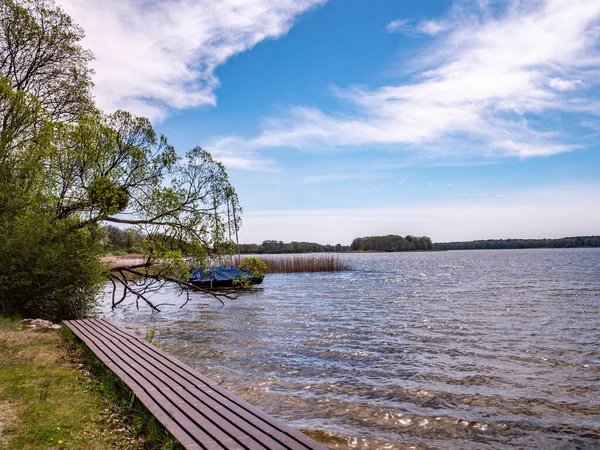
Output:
0 316 181 449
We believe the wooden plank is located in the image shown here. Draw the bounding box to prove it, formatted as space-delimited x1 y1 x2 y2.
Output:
71 318 328 448
93 319 324 449
86 320 295 450
64 319 328 450
64 320 207 448
93 319 218 385
71 320 251 447
97 318 219 385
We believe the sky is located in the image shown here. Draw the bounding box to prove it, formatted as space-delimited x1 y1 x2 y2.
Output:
57 0 600 244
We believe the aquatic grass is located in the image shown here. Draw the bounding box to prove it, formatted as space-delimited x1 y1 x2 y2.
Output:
239 254 351 273
102 252 351 275
100 253 148 269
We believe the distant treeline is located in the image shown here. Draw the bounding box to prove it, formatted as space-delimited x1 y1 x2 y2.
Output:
240 235 435 254
239 240 349 254
102 225 197 254
103 226 600 255
103 225 144 254
434 236 600 250
101 228 351 255
350 235 434 251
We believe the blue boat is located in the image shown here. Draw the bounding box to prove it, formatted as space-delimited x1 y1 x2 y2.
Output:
189 267 264 289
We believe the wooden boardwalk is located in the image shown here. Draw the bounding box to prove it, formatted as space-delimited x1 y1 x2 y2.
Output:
64 319 328 450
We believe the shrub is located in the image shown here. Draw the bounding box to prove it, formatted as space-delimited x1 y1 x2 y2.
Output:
0 213 103 320
238 257 268 276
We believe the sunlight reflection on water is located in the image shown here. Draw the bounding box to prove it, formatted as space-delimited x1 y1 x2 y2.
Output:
100 248 600 449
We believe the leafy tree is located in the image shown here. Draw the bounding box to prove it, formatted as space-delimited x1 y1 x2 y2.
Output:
238 257 268 276
232 257 267 289
0 0 242 319
349 234 433 252
0 0 94 121
103 225 145 254
350 238 362 251
0 211 103 319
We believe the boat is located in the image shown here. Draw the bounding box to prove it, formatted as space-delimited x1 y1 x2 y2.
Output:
189 195 264 289
189 267 264 289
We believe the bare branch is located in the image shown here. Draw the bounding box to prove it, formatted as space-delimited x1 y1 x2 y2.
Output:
115 266 230 306
108 274 128 309
123 279 159 311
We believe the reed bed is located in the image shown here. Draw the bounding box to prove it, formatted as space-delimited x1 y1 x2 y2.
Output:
101 253 351 274
101 253 147 268
241 254 351 273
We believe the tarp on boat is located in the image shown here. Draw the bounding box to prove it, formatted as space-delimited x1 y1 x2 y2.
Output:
189 267 263 288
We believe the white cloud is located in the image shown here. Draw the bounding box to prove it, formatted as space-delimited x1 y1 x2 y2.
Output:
417 19 451 35
211 0 600 160
213 152 277 172
386 18 451 36
548 77 584 91
57 0 325 120
386 19 410 33
238 185 600 243
492 139 573 157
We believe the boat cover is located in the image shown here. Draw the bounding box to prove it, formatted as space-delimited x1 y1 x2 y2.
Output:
189 267 260 283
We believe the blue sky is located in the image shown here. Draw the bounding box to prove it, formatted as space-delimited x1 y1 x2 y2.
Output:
59 0 599 244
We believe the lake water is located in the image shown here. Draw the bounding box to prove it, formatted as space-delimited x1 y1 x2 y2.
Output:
100 249 600 449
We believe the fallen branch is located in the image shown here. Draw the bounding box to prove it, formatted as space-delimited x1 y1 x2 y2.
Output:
110 275 161 312
103 263 242 308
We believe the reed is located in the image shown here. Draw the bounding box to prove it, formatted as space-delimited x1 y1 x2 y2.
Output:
101 253 147 268
238 254 351 273
101 253 351 274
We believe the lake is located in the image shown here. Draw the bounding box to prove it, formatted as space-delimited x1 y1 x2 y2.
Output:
100 248 600 449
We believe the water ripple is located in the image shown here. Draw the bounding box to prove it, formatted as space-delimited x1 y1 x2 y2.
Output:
101 248 600 449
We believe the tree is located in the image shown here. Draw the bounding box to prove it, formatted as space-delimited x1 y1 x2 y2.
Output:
349 234 433 252
0 0 94 121
0 72 103 319
1 80 242 316
0 0 241 319
232 257 267 289
350 238 362 251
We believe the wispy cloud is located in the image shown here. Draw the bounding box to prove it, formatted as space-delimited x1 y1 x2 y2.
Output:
386 17 451 36
548 77 584 91
213 151 277 172
58 0 326 120
212 0 600 160
416 19 452 35
386 18 410 33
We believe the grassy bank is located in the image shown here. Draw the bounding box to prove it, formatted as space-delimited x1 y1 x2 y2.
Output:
0 317 179 449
